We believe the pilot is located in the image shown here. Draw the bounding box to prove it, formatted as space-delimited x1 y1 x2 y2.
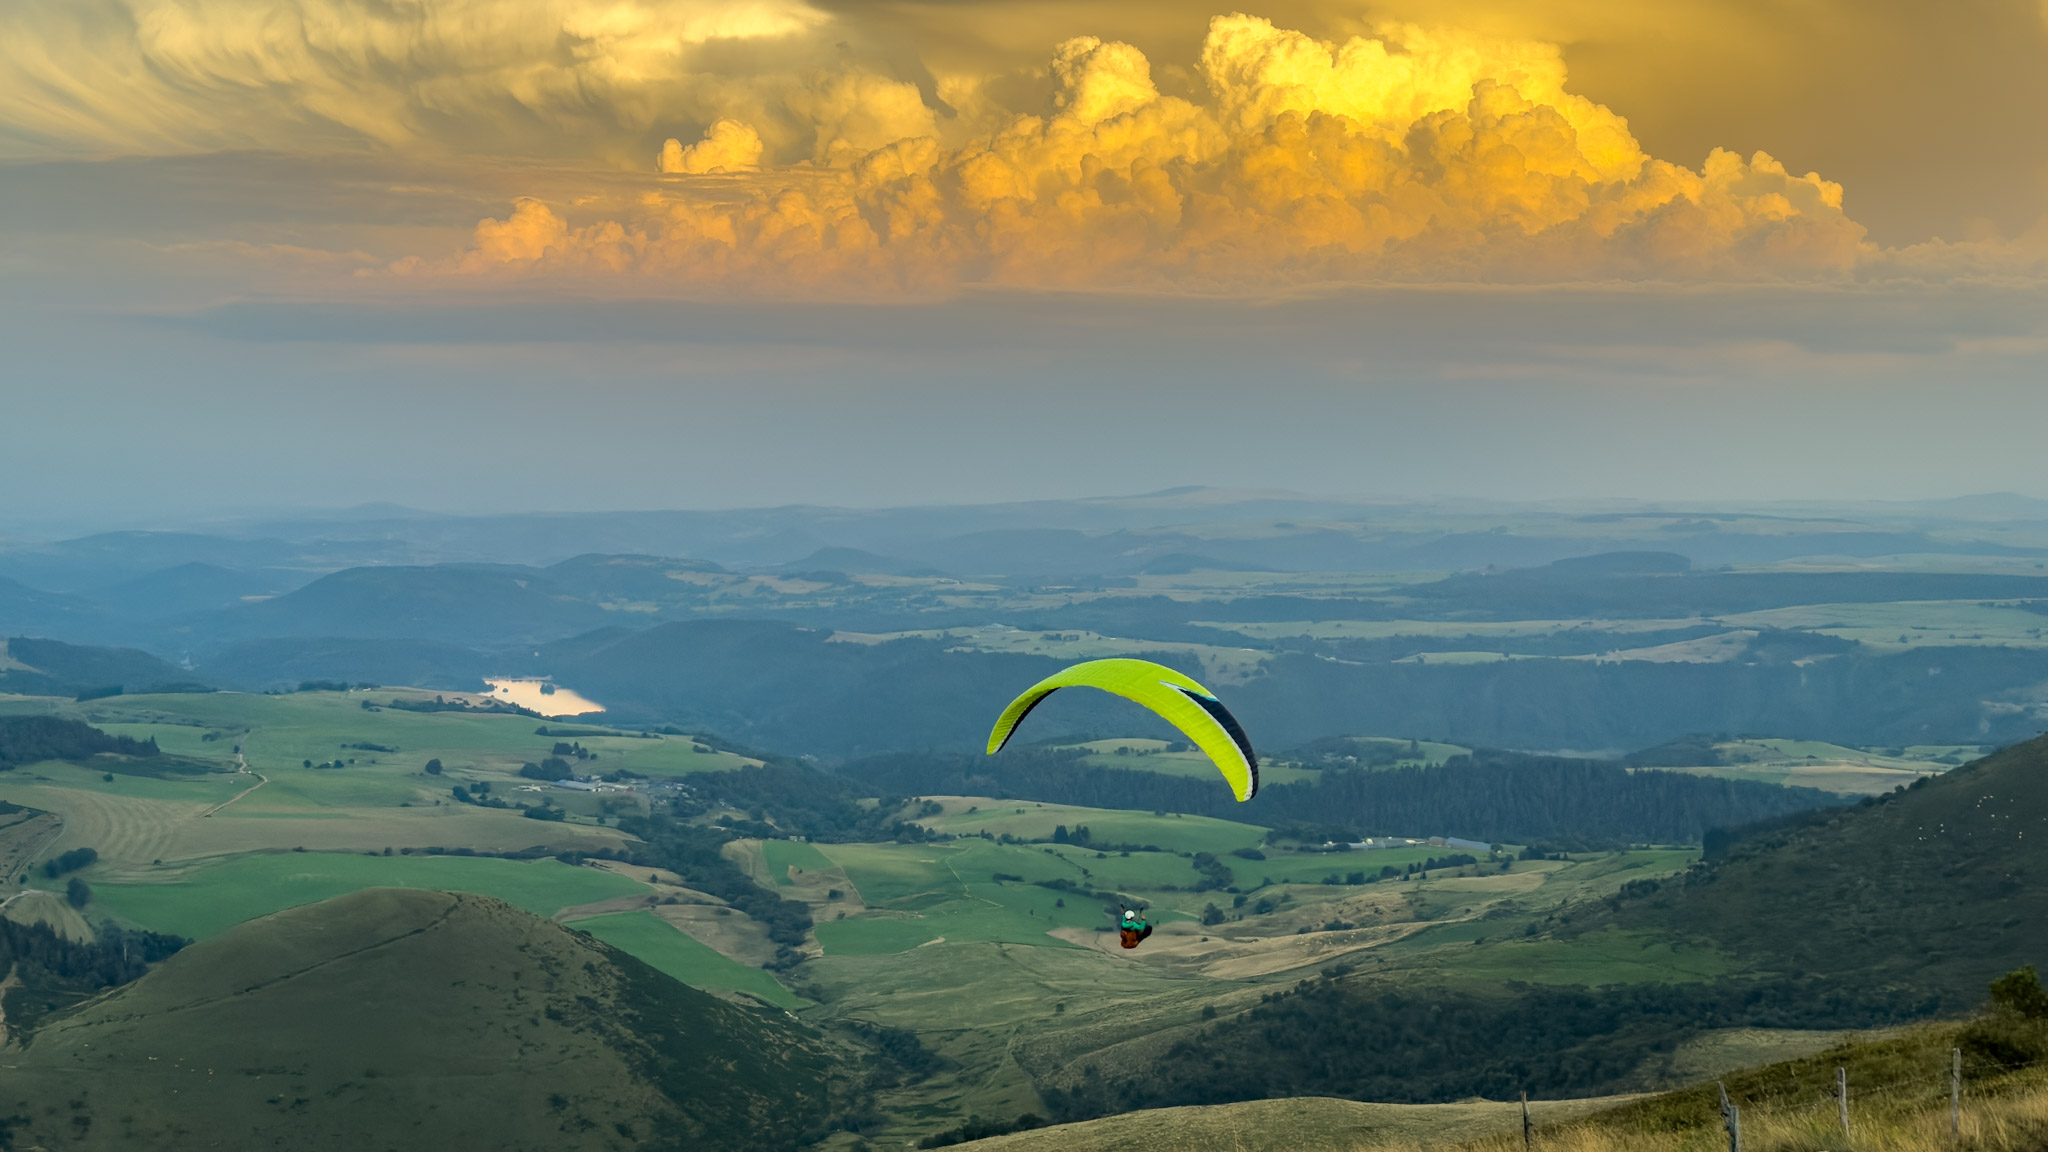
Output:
1118 907 1153 949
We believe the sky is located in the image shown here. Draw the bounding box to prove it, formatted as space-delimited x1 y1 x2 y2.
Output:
4 0 2047 526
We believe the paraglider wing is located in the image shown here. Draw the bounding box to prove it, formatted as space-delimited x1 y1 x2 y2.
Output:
984 658 1259 801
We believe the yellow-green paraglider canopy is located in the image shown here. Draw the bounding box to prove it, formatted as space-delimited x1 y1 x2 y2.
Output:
985 658 1259 801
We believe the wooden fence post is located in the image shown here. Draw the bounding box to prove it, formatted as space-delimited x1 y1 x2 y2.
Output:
1718 1081 1741 1152
1521 1091 1532 1151
1951 1047 1962 1140
1838 1066 1849 1140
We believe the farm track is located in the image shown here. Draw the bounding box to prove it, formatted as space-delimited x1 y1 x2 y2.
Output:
198 751 266 818
0 813 63 886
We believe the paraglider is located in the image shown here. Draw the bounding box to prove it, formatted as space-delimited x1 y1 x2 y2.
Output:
1117 906 1153 949
985 658 1259 801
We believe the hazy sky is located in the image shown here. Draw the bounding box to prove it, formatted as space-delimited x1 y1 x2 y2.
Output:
4 0 2047 525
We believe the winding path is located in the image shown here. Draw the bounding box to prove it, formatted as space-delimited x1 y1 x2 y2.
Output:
198 749 266 818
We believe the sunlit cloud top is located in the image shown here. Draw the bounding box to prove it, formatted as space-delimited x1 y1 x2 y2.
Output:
8 0 2042 296
405 16 1866 293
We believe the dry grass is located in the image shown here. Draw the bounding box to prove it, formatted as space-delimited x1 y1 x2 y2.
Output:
1437 1067 2048 1152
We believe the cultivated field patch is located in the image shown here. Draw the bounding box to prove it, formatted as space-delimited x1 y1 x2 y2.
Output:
91 852 645 939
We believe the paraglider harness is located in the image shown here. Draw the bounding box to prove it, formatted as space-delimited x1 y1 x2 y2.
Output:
1118 907 1153 949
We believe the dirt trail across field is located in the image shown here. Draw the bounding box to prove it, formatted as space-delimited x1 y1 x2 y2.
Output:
0 811 63 886
198 750 266 818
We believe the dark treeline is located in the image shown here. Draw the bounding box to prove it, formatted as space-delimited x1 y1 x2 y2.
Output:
40 847 97 878
0 715 158 771
0 918 187 1033
1045 974 1929 1121
617 817 816 969
618 762 934 969
843 749 1841 847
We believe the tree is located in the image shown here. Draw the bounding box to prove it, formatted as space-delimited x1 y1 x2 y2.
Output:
424 758 443 775
65 877 91 908
520 758 574 781
1991 966 2048 1020
302 759 313 768
1201 903 1224 926
42 847 97 878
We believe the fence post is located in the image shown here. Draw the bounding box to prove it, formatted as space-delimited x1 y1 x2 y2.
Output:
1521 1090 1532 1151
1951 1047 1962 1140
1838 1066 1849 1140
1718 1081 1741 1152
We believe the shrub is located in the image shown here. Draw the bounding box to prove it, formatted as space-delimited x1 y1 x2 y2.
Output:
42 847 97 878
519 760 573 782
1991 965 2048 1020
1961 967 2048 1068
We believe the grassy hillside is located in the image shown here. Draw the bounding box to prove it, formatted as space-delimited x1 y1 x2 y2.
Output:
941 1095 1635 1152
1600 732 2048 1007
0 637 199 697
0 889 849 1151
956 1014 2048 1152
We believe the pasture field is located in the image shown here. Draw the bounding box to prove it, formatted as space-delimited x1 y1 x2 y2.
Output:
1059 739 1323 786
1199 617 1707 642
760 838 835 883
16 688 751 785
828 627 1269 684
1389 925 1736 986
1649 737 1966 795
89 852 646 939
0 806 61 885
567 910 803 1008
812 838 1194 957
0 689 758 866
1718 598 2048 650
917 798 1267 854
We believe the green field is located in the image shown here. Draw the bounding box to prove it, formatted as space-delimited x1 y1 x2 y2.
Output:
0 689 772 865
568 910 803 1008
920 800 1267 854
813 839 1173 956
760 838 835 883
91 852 645 939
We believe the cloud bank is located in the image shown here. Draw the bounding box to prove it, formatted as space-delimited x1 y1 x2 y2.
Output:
410 17 1866 292
0 1 1924 293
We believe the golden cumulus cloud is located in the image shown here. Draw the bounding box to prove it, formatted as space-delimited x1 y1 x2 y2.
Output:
409 16 1867 292
0 0 1880 291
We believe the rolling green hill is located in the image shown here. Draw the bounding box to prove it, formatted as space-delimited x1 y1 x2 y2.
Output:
1599 731 2048 1006
0 888 848 1151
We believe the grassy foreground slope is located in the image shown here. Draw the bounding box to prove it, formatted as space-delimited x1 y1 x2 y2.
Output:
1604 731 2048 1005
957 1015 2048 1152
0 889 845 1152
947 1095 1634 1152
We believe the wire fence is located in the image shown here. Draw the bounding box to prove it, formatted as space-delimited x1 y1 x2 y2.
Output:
1513 1045 2047 1152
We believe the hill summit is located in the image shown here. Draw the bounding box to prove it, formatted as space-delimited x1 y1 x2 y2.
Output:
0 888 843 1151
